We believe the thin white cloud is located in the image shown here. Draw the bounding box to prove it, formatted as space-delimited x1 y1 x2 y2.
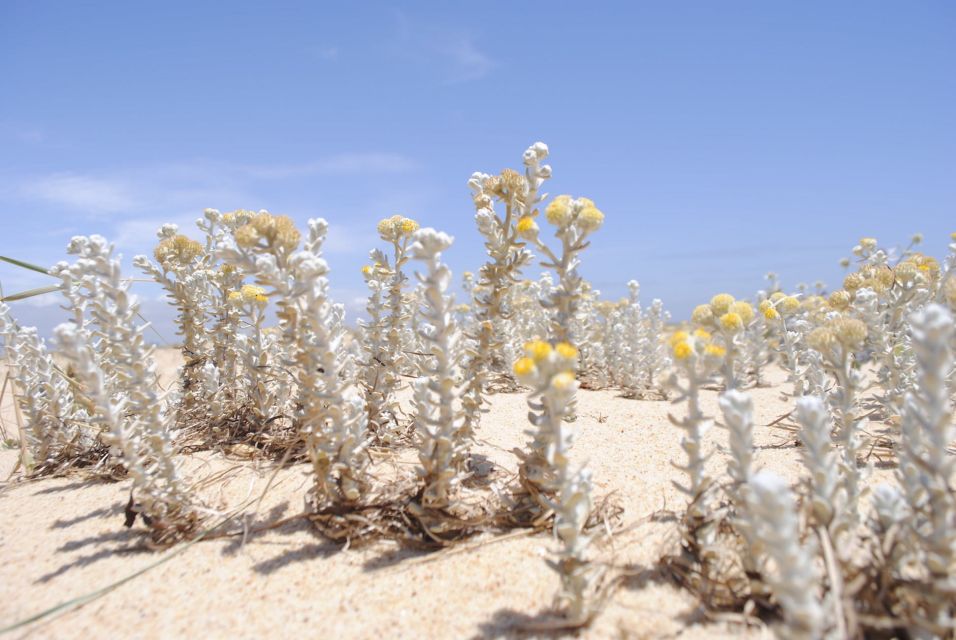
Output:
21 173 138 215
9 151 419 221
310 45 340 61
391 11 493 83
440 36 493 83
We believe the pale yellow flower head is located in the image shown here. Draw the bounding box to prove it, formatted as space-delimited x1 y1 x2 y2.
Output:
719 312 744 333
710 293 736 316
234 224 260 248
377 215 420 241
516 215 538 239
704 343 726 358
807 327 837 355
545 195 572 226
691 304 714 326
550 371 577 391
577 205 605 232
779 296 801 315
240 284 268 305
668 330 690 347
831 316 867 349
513 356 535 379
763 306 780 321
731 301 754 324
234 212 300 252
154 234 203 267
828 290 852 311
693 328 712 341
673 341 693 361
555 342 579 361
524 340 553 363
894 261 918 285
844 272 864 291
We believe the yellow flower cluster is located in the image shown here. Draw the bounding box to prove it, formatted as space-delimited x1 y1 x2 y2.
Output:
154 234 203 267
691 304 714 325
482 169 527 200
807 315 868 356
758 299 780 321
843 263 894 296
221 209 254 226
543 195 604 231
512 340 578 390
234 212 301 252
376 215 419 241
719 312 744 333
693 294 754 331
709 293 735 316
898 253 940 284
228 284 268 307
668 328 725 362
828 290 852 311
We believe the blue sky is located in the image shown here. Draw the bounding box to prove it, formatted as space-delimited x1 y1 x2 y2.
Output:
1 1 954 340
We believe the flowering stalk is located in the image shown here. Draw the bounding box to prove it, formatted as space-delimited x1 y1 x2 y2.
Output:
691 294 752 389
513 341 592 619
227 285 274 424
459 143 548 438
667 329 725 555
408 228 468 509
806 315 869 524
361 215 419 442
0 304 94 473
134 227 211 422
218 213 368 505
55 236 197 538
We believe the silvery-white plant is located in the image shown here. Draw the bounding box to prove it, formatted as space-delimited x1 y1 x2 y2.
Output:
718 388 766 595
746 471 827 640
896 304 955 634
218 213 368 505
54 236 197 537
134 226 214 422
691 294 753 390
793 395 858 564
513 340 592 620
408 228 469 510
525 195 605 346
360 214 419 442
0 304 94 473
667 329 726 555
459 142 547 438
608 282 672 398
226 284 276 424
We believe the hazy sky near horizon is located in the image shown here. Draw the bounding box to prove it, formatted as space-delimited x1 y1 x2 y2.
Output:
1 1 954 340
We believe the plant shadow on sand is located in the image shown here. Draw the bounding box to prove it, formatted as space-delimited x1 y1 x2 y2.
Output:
51 502 125 529
37 528 146 583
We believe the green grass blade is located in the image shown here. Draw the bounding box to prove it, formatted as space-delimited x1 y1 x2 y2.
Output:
1 285 60 302
0 256 50 276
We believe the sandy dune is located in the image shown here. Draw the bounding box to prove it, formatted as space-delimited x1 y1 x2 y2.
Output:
0 354 894 639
